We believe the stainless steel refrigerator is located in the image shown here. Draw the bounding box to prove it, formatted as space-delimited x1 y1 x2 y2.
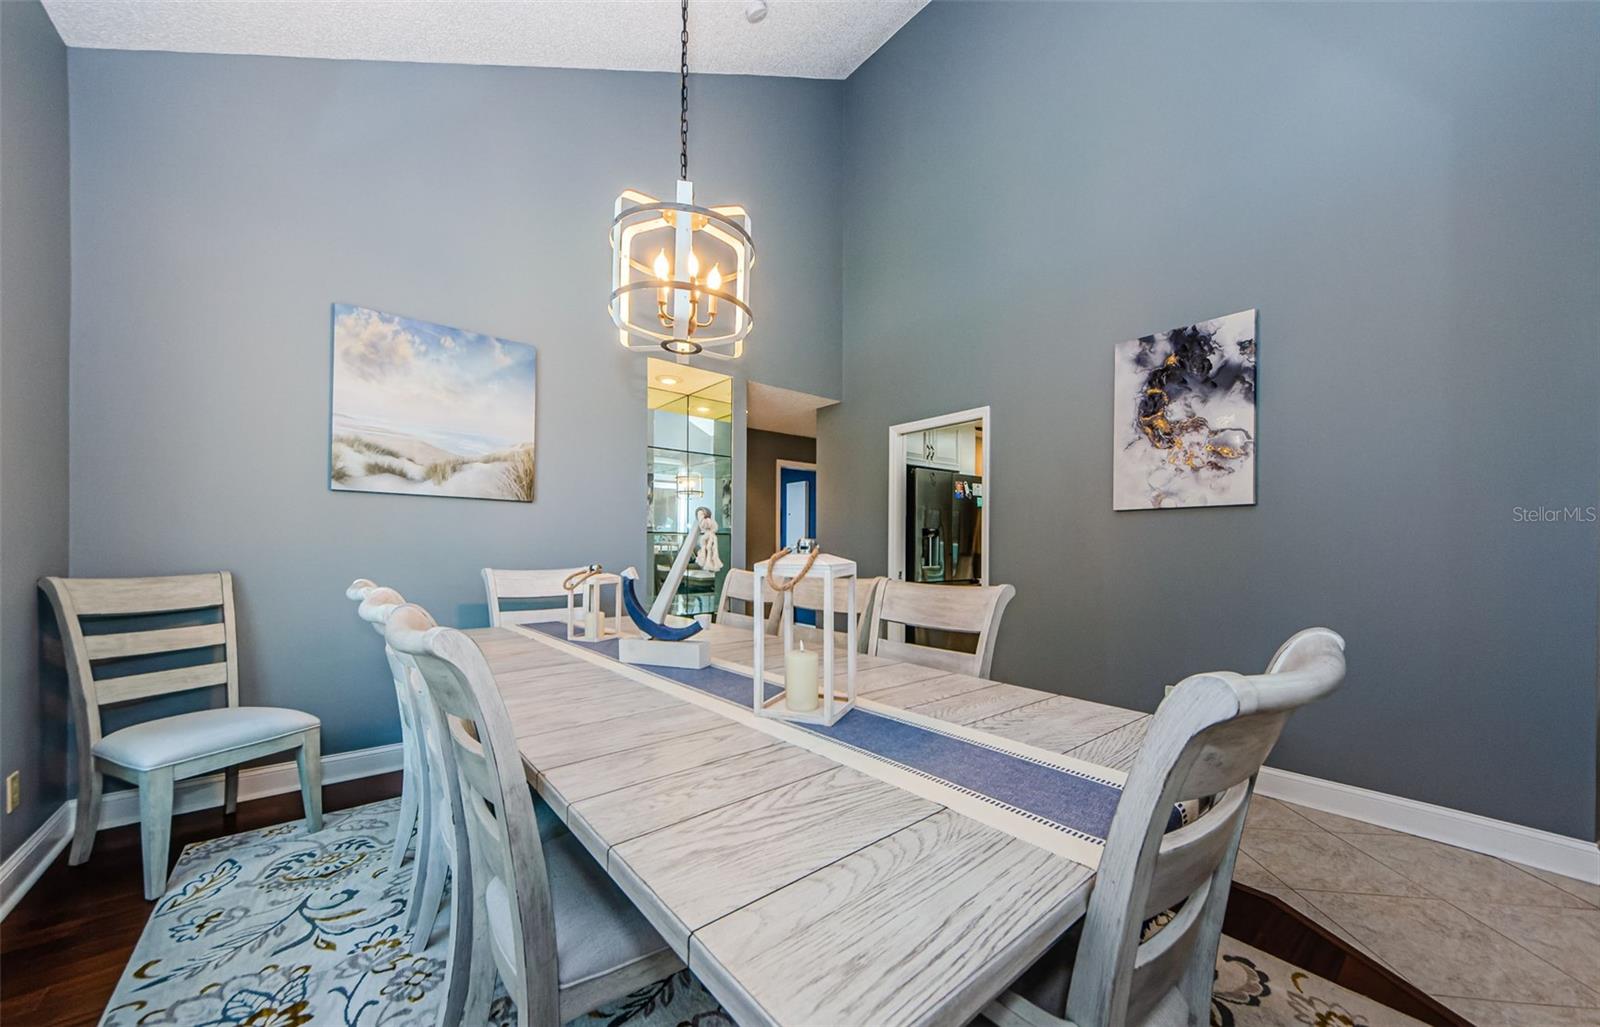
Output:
906 467 984 585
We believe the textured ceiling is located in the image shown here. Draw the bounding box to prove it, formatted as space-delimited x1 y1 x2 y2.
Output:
748 380 834 437
41 0 928 80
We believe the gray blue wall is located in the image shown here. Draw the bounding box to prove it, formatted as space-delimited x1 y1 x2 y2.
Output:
819 1 1599 839
746 428 816 563
28 1 1600 849
67 50 843 760
1 0 71 862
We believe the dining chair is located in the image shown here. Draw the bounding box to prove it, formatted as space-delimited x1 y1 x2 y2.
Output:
865 579 1016 678
353 587 465 957
385 604 683 1025
789 574 884 653
483 567 593 627
985 628 1347 1027
713 567 779 632
40 572 323 900
347 579 424 876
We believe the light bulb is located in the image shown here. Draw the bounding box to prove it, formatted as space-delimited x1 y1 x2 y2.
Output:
652 250 670 280
688 251 700 278
706 264 722 291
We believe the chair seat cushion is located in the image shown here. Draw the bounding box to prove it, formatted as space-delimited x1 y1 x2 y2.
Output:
485 832 670 991
93 707 319 771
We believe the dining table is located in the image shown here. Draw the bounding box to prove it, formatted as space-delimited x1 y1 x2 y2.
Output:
466 619 1154 1027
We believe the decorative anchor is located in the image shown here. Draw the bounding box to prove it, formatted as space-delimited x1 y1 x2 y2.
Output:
618 516 714 667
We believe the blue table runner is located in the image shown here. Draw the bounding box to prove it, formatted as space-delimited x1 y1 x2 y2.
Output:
519 623 1167 861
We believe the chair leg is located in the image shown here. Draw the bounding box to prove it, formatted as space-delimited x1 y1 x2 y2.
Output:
436 829 474 1026
407 782 437 930
69 767 102 866
139 767 175 901
410 830 449 954
461 856 497 1026
391 745 421 873
223 766 240 815
297 729 323 832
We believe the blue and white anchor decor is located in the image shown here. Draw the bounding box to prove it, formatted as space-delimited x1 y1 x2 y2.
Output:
753 543 858 727
619 521 713 669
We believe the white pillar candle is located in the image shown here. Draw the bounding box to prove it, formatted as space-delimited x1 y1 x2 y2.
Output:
785 642 819 712
586 606 604 639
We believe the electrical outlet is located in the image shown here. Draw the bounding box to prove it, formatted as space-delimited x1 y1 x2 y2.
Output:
5 771 19 814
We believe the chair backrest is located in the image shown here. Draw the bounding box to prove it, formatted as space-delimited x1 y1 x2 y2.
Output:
482 567 591 627
348 580 419 717
789 575 884 651
714 568 779 632
1064 628 1347 1027
385 605 559 1023
866 580 1016 678
40 573 241 751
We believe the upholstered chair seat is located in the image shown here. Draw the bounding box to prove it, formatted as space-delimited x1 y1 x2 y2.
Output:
94 707 320 771
485 832 673 993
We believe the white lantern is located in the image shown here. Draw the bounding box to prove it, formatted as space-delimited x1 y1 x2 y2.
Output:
751 548 857 726
565 570 623 643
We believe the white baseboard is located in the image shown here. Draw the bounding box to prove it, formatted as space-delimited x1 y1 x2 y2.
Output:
1257 766 1600 885
0 743 403 921
0 802 73 921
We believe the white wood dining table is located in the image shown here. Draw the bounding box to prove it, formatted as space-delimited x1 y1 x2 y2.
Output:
466 621 1153 1027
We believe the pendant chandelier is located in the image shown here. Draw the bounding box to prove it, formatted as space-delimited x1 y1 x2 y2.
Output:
609 0 754 360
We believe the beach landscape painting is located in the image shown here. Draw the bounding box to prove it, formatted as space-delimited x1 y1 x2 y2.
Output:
330 303 536 502
1113 309 1256 510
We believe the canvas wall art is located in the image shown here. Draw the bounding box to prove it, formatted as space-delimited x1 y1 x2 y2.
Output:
1112 309 1256 510
329 303 536 502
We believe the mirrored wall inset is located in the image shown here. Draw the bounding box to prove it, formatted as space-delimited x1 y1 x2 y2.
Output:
646 358 733 618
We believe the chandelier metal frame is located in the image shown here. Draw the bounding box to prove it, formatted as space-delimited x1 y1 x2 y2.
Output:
609 0 754 360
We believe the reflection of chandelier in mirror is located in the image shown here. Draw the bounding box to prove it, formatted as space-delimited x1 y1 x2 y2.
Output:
609 0 754 361
675 473 705 497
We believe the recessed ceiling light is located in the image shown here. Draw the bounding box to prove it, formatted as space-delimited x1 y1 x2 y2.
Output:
657 375 680 386
696 405 712 413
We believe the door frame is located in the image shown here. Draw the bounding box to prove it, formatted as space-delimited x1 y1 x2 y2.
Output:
774 459 817 554
887 406 990 586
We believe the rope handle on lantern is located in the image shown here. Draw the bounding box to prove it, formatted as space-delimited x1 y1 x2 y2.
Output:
764 547 822 593
563 565 605 592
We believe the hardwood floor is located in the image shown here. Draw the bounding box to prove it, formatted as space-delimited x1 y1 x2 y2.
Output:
0 773 401 1027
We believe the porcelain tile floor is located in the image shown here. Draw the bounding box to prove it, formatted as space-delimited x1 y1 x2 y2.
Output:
1237 796 1600 1025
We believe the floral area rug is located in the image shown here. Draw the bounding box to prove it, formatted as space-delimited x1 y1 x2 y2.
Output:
1210 938 1423 1027
102 800 1418 1027
101 799 727 1027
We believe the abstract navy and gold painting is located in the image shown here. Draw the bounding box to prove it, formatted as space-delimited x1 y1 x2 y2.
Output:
1113 309 1257 510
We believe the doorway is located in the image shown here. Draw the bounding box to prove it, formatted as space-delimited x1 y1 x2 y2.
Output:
887 407 990 587
777 462 817 550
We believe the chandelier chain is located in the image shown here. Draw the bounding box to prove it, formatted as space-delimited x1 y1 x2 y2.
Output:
679 0 690 182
